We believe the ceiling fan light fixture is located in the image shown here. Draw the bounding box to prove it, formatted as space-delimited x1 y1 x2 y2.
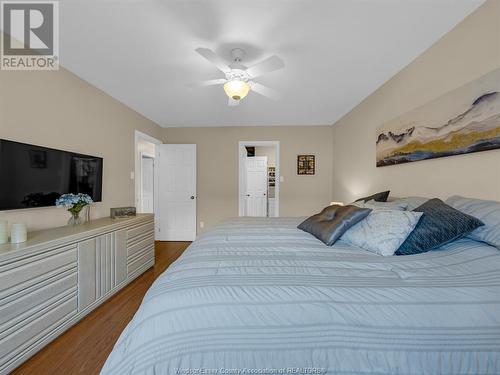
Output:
223 80 250 101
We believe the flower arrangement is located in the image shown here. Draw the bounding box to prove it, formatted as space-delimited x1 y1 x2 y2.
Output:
56 193 93 225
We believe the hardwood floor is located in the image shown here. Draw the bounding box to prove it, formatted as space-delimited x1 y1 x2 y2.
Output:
11 241 190 375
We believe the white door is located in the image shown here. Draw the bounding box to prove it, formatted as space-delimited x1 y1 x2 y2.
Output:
141 156 154 213
244 156 268 217
155 144 196 241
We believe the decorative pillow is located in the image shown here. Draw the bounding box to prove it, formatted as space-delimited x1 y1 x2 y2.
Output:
354 190 390 203
446 195 500 249
364 199 408 211
396 198 485 256
390 196 430 211
340 209 423 256
297 205 372 246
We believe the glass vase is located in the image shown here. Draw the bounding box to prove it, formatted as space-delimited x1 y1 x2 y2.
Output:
68 210 82 225
84 205 91 223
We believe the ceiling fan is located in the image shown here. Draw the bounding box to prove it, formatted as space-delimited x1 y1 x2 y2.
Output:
191 47 285 106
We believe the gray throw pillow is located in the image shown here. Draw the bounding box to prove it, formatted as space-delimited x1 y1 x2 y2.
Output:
396 198 484 255
298 205 372 246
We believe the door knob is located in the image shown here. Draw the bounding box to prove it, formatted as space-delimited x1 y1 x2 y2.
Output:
190 196 195 200
246 194 250 197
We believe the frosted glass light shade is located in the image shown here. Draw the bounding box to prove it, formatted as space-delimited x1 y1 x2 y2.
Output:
224 80 250 100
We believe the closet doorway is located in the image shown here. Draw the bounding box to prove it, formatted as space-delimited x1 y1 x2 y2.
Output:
238 141 280 217
134 130 162 215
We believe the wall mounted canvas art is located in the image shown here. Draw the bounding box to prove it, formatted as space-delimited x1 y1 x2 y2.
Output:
376 68 500 167
297 155 315 175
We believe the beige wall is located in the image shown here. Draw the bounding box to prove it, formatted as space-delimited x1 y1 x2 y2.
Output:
163 126 333 231
0 67 162 231
331 0 500 203
254 146 277 166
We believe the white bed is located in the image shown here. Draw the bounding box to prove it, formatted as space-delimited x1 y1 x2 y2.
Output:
101 217 500 375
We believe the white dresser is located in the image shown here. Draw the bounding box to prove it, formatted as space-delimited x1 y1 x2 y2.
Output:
0 214 154 374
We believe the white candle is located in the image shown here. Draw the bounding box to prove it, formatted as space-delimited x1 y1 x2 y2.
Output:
10 223 27 244
0 220 7 245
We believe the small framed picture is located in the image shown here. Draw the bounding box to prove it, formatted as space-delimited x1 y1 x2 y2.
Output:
297 155 315 175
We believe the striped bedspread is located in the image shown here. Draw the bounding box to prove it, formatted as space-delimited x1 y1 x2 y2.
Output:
101 217 500 375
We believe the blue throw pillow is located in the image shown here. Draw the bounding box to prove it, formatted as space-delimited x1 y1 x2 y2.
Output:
395 198 484 256
446 195 500 249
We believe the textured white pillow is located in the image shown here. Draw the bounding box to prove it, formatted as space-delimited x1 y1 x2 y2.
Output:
353 200 408 211
340 209 423 256
390 196 430 211
365 200 408 211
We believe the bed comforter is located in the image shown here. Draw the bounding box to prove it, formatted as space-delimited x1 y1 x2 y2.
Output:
101 217 500 375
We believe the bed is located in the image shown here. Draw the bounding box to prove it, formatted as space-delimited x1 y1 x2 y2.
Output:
101 217 500 375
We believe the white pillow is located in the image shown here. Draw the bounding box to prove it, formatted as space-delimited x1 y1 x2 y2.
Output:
365 199 408 211
390 196 430 211
340 209 423 256
353 200 408 211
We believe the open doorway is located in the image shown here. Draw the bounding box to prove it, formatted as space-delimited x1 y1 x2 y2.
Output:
135 130 162 214
238 141 280 217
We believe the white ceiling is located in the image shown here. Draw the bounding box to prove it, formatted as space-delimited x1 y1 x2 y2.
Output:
60 0 484 128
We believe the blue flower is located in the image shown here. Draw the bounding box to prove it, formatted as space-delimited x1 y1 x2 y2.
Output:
56 193 93 207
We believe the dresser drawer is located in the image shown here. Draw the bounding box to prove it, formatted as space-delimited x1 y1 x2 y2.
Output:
127 221 154 244
127 245 154 275
0 292 77 368
127 234 154 259
0 270 77 328
0 245 77 297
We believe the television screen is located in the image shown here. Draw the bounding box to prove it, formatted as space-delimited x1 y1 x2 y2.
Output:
0 139 103 210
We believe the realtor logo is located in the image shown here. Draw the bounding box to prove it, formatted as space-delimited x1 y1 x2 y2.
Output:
1 1 59 70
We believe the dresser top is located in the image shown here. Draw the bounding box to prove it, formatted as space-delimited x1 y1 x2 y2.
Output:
0 214 154 261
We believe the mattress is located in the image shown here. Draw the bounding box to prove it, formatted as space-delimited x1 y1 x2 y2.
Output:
101 217 500 375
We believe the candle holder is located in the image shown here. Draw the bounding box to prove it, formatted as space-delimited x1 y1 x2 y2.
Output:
10 223 27 244
0 220 7 245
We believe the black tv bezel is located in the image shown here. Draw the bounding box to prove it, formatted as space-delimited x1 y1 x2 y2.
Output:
0 139 103 211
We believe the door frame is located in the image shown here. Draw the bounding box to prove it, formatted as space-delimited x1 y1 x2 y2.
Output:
238 140 280 217
140 154 155 213
134 130 162 212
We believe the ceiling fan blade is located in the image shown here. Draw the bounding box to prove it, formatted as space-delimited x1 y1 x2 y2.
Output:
187 79 227 87
245 55 284 78
249 82 281 101
195 47 231 73
228 97 240 107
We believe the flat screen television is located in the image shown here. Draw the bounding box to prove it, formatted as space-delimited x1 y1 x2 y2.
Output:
0 139 103 210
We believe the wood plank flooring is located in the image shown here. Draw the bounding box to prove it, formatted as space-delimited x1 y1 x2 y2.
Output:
11 241 190 375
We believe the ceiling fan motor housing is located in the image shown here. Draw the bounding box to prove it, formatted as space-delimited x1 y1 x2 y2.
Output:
231 48 245 62
225 68 249 82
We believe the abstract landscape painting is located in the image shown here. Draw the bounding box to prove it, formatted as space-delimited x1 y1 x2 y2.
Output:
376 68 500 167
